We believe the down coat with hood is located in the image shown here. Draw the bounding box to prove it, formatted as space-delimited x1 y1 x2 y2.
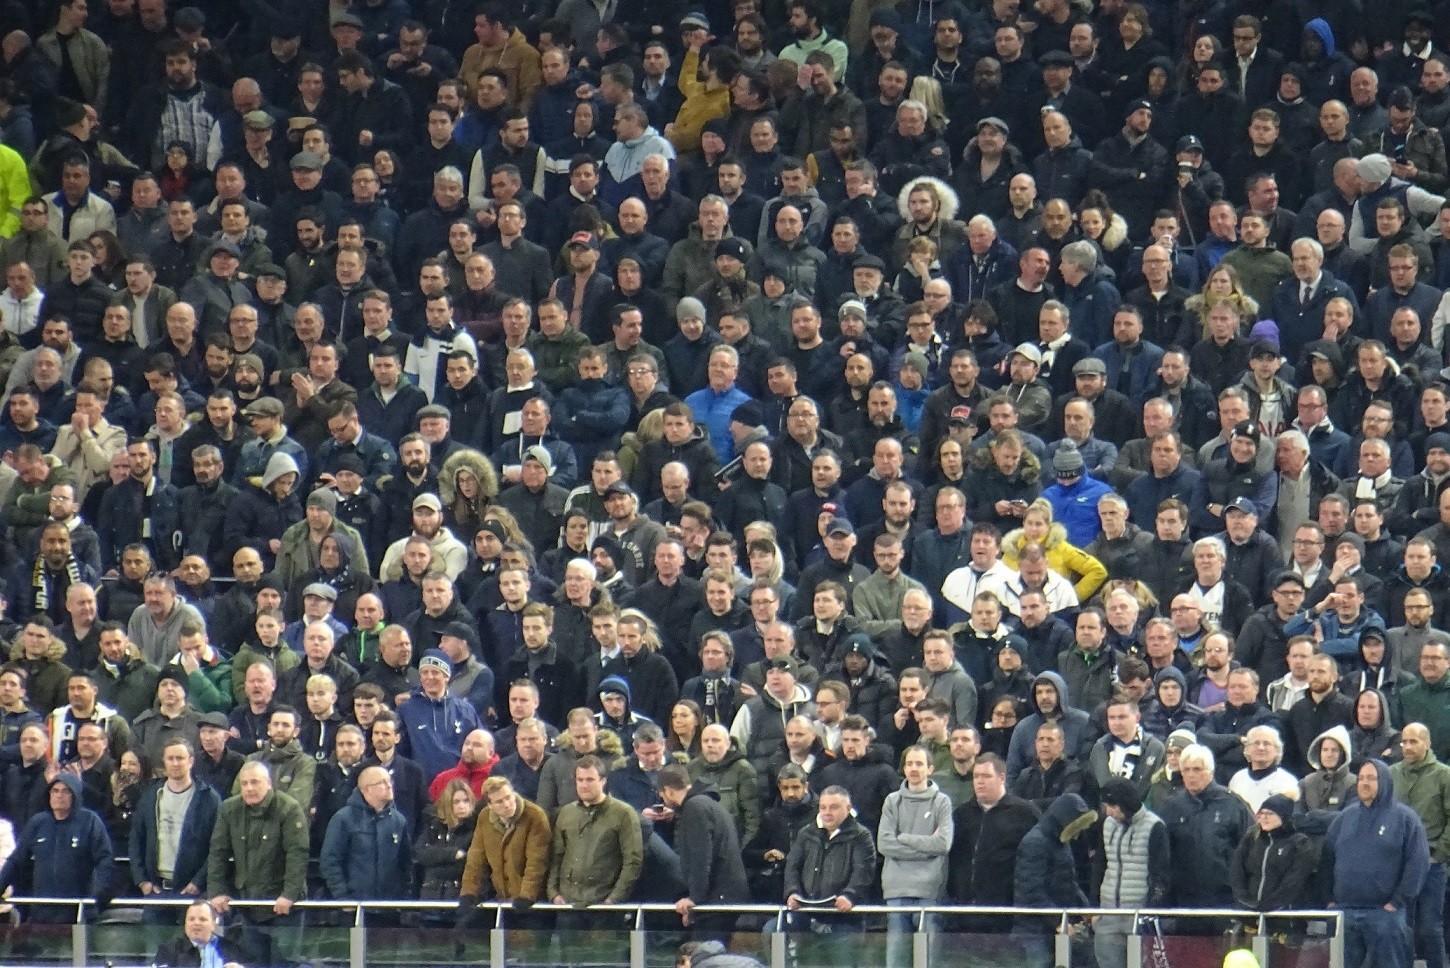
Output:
1006 671 1094 783
1322 759 1431 909
1229 797 1318 911
438 449 502 531
963 446 1043 531
1014 793 1096 910
889 177 969 270
1001 522 1109 602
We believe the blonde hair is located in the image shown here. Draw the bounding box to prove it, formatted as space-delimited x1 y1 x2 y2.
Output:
908 75 948 132
1025 498 1055 525
636 407 667 445
435 777 476 827
618 608 663 653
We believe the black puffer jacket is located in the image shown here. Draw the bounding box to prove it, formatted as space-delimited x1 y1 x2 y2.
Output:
414 811 478 900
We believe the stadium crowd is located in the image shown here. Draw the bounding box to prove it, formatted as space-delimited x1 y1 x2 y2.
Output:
3 0 1450 965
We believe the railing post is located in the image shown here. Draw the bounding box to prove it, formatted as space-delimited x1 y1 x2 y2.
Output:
770 920 788 968
491 923 506 968
1125 914 1143 968
71 918 87 968
626 904 643 968
349 923 367 968
1251 915 1270 968
1330 911 1346 968
912 908 929 968
1055 913 1072 967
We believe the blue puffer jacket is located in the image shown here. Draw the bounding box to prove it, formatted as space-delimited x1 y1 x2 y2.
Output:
1014 793 1094 909
320 787 413 899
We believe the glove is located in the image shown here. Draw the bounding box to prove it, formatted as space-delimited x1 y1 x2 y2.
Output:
512 897 535 912
457 894 479 912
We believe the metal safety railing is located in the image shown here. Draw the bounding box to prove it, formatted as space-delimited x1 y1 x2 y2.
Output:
0 897 1346 968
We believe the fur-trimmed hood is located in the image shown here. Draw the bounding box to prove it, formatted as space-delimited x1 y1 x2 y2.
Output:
970 441 1042 482
896 175 960 223
438 447 500 504
1002 521 1070 557
1100 213 1129 253
10 633 66 663
1184 290 1260 318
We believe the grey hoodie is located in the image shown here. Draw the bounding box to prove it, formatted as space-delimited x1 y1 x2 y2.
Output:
878 779 954 899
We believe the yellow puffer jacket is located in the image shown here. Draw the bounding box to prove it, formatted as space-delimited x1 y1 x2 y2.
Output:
1001 522 1108 601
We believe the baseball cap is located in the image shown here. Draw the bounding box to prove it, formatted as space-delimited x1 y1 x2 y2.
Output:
1010 343 1042 365
826 517 854 537
412 493 443 512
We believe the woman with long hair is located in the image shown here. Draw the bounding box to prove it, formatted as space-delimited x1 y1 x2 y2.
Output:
415 778 479 902
1076 190 1131 278
86 230 127 287
1184 263 1259 338
667 699 704 757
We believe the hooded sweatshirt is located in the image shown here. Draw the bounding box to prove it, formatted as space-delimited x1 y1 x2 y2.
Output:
1323 759 1431 908
878 778 954 899
1006 671 1092 782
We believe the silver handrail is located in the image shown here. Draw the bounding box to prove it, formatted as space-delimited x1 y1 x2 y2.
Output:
0 897 1345 968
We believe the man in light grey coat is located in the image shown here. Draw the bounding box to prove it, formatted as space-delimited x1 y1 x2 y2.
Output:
879 744 954 967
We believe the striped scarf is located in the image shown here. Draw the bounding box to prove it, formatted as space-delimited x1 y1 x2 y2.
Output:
32 554 82 616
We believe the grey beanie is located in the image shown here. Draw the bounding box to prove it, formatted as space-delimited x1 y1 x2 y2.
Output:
306 488 338 514
900 351 930 379
1052 442 1085 478
676 297 707 323
262 452 300 488
1356 153 1392 185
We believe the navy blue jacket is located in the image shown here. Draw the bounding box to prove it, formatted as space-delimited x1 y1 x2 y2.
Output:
320 788 413 899
0 775 114 905
129 778 221 892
